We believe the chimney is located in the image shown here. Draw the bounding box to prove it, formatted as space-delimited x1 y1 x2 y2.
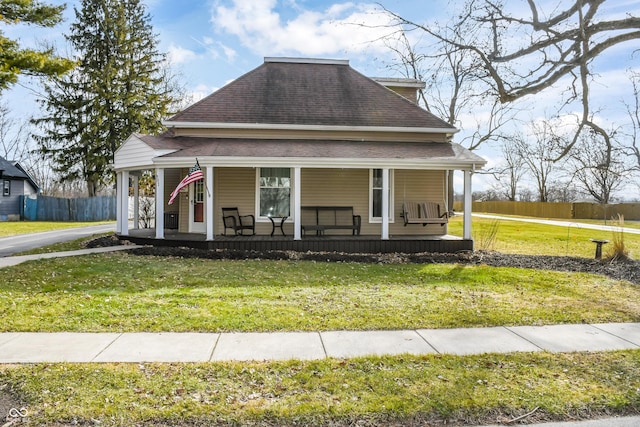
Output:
373 78 425 104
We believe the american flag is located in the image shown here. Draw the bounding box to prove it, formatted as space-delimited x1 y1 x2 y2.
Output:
168 161 204 205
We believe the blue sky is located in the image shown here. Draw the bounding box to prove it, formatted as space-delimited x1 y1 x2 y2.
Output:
5 0 638 134
3 0 640 195
5 0 443 112
149 0 443 99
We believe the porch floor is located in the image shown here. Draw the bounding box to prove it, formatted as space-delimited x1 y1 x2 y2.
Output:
119 229 473 254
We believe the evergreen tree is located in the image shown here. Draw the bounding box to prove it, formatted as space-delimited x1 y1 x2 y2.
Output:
0 0 74 92
34 0 180 196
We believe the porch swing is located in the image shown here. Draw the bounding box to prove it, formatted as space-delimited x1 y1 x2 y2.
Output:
400 180 449 227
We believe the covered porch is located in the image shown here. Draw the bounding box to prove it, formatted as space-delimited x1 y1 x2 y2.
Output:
115 163 478 254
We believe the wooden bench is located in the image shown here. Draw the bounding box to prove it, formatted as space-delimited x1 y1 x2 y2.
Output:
301 206 361 236
402 201 448 226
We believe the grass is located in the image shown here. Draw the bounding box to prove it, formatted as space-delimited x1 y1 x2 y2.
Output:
2 351 640 426
1 216 640 425
448 215 640 258
0 221 114 237
1 253 639 332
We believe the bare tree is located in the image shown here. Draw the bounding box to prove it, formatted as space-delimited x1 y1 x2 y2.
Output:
623 71 640 172
568 129 630 204
383 0 640 163
490 140 527 201
513 120 566 202
0 101 30 162
379 11 518 207
547 182 578 203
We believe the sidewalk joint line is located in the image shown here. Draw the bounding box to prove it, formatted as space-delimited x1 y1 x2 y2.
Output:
590 324 640 348
208 333 221 362
91 332 123 362
317 331 328 359
414 329 441 354
503 326 545 352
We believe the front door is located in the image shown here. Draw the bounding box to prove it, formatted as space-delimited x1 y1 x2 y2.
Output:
189 180 206 233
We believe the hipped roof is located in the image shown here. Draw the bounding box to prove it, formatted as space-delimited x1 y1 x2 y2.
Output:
167 58 455 130
115 58 487 171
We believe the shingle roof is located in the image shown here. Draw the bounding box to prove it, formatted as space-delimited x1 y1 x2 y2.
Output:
138 134 488 166
0 156 28 179
168 58 454 129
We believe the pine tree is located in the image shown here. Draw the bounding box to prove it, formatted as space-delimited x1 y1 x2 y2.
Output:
34 0 180 196
0 0 74 92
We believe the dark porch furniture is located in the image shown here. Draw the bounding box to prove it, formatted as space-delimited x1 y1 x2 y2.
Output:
222 207 255 236
268 216 287 237
402 201 448 226
164 212 179 229
301 206 361 236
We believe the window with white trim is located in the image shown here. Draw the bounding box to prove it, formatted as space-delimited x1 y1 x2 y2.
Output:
258 168 291 218
369 169 394 222
2 180 9 197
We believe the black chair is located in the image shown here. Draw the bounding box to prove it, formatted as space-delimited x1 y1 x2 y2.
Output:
221 207 255 236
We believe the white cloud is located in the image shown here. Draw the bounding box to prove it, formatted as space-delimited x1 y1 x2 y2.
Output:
167 43 198 64
210 0 396 56
219 42 238 62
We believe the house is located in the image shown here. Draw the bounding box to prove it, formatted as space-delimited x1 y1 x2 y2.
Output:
0 156 40 221
114 57 486 253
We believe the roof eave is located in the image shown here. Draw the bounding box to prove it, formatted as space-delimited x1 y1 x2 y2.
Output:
152 156 485 171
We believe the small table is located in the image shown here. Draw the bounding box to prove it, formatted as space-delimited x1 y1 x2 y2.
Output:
590 239 609 259
268 216 287 237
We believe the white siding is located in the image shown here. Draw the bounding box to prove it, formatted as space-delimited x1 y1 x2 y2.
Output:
114 136 175 170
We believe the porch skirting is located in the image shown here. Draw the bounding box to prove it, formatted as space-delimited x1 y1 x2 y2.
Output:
119 231 473 254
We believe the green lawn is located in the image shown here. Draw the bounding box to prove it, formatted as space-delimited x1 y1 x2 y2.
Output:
1 253 638 332
1 217 640 426
448 215 640 258
3 351 640 426
0 221 114 237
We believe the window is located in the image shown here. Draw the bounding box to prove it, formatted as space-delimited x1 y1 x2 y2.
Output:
258 168 291 217
370 169 394 222
2 180 9 197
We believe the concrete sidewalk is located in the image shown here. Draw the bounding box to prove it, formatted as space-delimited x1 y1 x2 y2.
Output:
473 213 640 235
0 323 638 363
0 245 136 268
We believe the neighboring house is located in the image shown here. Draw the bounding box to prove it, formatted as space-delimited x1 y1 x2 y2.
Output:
0 156 40 221
114 57 486 253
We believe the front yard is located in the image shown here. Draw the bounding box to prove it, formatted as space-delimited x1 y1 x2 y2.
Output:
1 216 640 426
1 253 639 332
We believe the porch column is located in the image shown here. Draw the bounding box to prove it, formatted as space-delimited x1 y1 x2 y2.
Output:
120 170 129 236
116 171 122 234
294 167 301 240
132 174 139 230
381 168 390 240
206 166 214 241
463 169 472 240
155 167 165 239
